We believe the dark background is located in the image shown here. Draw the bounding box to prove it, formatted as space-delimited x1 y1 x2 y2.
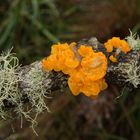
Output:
0 0 140 139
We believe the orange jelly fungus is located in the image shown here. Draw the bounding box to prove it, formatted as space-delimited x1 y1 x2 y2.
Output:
104 37 131 53
42 43 79 74
109 55 117 63
68 68 107 96
42 43 108 97
104 37 131 62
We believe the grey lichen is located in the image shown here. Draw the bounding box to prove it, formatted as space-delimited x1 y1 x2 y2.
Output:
0 50 21 118
116 60 140 88
125 30 140 51
24 62 50 114
0 50 51 135
19 62 51 134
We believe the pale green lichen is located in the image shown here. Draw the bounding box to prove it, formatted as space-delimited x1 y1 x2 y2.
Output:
125 30 140 51
19 62 51 135
0 49 21 119
0 49 51 135
117 60 140 88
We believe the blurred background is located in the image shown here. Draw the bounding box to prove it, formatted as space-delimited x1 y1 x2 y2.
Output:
0 0 140 139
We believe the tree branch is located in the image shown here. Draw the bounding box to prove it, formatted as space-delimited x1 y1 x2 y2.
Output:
2 37 140 109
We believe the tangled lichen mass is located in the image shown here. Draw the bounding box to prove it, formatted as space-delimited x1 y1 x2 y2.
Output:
0 50 50 135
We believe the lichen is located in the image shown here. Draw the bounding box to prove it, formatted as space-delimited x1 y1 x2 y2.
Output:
18 62 51 134
116 60 140 88
125 30 140 51
0 49 50 135
0 49 20 119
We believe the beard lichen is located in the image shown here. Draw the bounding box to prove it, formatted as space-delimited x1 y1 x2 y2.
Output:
19 62 51 135
125 30 140 51
0 50 20 118
0 50 51 135
116 60 140 88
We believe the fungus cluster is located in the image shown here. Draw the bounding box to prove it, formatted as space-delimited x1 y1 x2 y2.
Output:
42 43 108 97
42 43 79 74
104 37 131 62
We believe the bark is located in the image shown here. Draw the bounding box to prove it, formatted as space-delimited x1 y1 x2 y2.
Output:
3 37 140 108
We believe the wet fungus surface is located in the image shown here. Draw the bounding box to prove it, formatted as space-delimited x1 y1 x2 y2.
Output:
42 43 108 97
104 37 131 62
42 36 133 98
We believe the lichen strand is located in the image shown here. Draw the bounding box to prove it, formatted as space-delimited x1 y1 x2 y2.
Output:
116 60 140 88
105 49 140 88
18 61 51 135
42 43 108 97
0 50 20 119
104 37 131 63
0 50 50 135
125 31 140 51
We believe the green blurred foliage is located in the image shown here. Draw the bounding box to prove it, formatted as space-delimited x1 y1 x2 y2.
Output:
0 0 65 64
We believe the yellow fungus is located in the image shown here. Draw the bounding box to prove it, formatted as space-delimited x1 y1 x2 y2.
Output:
42 43 108 98
109 55 118 63
80 51 107 81
42 43 79 74
104 37 131 53
104 37 131 63
78 45 94 57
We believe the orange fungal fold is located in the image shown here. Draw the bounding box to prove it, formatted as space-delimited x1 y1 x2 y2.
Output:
42 43 79 74
109 55 117 63
104 37 131 62
42 43 108 98
104 37 131 53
